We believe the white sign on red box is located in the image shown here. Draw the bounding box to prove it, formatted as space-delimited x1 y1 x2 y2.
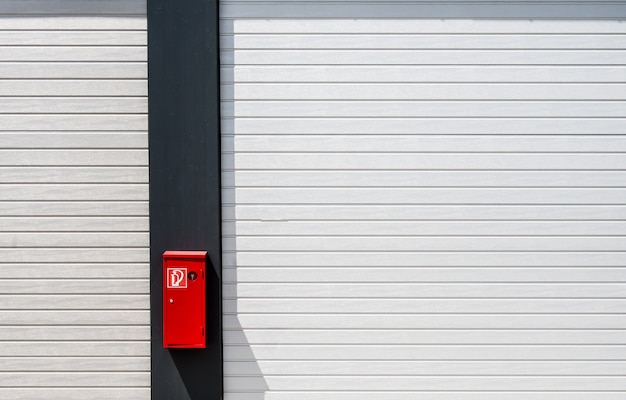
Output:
167 268 187 288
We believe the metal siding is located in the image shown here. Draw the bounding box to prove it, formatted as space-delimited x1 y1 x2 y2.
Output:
0 1 149 398
221 1 626 399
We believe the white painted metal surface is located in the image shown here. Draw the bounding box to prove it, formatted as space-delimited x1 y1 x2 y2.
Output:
0 1 149 399
220 1 626 399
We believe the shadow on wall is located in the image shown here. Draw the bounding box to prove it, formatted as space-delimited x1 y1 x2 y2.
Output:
223 307 270 398
221 16 270 396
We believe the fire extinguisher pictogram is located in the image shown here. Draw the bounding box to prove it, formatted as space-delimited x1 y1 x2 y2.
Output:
167 268 187 288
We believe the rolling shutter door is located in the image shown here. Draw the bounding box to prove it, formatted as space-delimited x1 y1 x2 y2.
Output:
221 1 626 399
0 1 149 399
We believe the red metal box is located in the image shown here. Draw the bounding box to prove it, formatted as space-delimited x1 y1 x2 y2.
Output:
163 251 207 348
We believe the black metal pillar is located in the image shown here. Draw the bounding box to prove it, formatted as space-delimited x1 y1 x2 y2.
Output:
148 0 222 398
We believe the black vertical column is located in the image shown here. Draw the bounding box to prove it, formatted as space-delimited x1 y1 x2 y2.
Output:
148 0 222 398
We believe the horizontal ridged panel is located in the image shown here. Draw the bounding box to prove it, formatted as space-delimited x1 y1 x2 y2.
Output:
223 50 626 65
225 19 626 34
0 63 146 78
0 264 148 278
224 329 626 345
0 232 148 247
229 204 626 221
225 101 626 118
0 17 145 30
224 344 626 360
0 295 149 309
0 31 146 45
0 97 146 113
0 195 147 210
0 81 146 96
221 1 626 19
0 279 148 294
225 153 626 170
0 184 148 200
228 267 626 283
226 376 626 390
222 1 626 398
0 342 149 356
225 314 626 329
0 0 145 14
227 83 626 100
224 360 626 376
0 311 150 325
0 357 149 371
0 115 147 131
226 171 626 187
225 66 626 83
0 1 148 397
0 372 149 387
0 167 148 183
227 296 624 316
230 236 626 251
223 118 626 134
0 388 149 400
225 283 626 299
233 221 626 235
226 188 626 204
0 217 148 231
231 252 626 267
0 249 148 263
225 134 626 152
226 395 626 400
0 47 146 61
0 326 148 341
0 133 147 148
0 148 148 164
227 34 626 49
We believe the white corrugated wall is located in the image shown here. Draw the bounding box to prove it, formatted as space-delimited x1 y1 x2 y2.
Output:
0 1 149 399
221 1 626 399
